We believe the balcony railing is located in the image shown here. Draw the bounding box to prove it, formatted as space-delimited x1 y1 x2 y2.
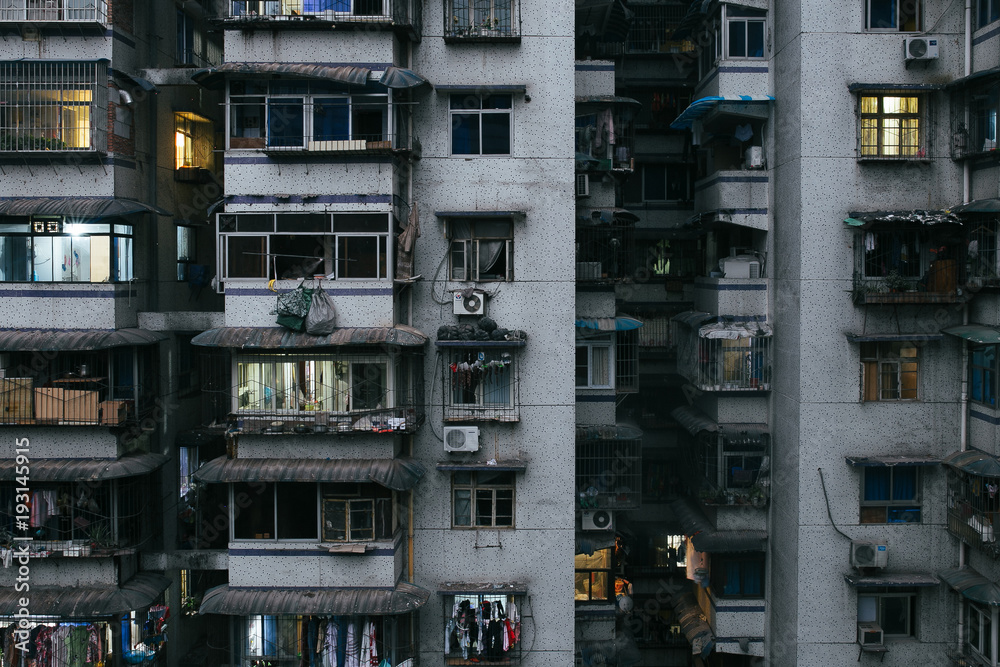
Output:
256 131 414 154
674 328 772 392
0 0 107 23
576 425 642 510
443 0 519 42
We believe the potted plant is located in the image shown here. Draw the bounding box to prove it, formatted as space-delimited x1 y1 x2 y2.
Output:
884 269 909 293
88 523 115 554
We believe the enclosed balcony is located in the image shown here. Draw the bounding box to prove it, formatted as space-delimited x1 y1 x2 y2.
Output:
945 450 1000 556
575 96 638 173
0 0 107 23
443 0 520 42
576 424 642 510
575 208 637 283
673 313 772 392
223 0 421 34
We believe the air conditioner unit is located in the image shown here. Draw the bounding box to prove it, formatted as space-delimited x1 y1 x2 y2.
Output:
575 173 590 197
850 540 889 569
443 426 480 452
582 509 614 531
720 255 761 279
905 36 939 61
453 290 485 315
857 622 884 646
745 146 764 169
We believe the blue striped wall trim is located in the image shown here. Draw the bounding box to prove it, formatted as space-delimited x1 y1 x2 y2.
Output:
716 636 765 642
0 288 135 298
224 194 393 205
971 410 1000 425
576 394 617 402
694 174 768 191
224 155 392 166
226 287 393 297
575 63 616 71
694 282 767 291
230 547 394 557
974 24 1000 45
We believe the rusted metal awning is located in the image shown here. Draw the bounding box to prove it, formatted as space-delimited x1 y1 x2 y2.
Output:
670 498 767 553
191 326 428 348
435 460 528 472
943 449 1000 477
192 62 371 89
670 406 719 436
0 328 167 351
0 453 168 482
940 565 1000 606
193 456 425 491
845 454 940 467
0 197 170 218
844 572 939 587
199 582 430 616
844 210 961 227
0 573 169 618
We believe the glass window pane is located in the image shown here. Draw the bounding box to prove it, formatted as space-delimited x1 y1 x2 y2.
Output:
337 235 379 278
452 113 479 154
481 112 511 154
494 489 513 526
591 346 610 386
267 99 304 147
453 489 471 526
323 499 347 541
90 235 110 283
349 499 374 540
880 596 911 635
313 97 349 142
869 0 897 28
0 236 32 281
728 20 747 57
747 21 764 57
475 489 494 525
233 482 275 539
227 236 267 278
351 362 386 410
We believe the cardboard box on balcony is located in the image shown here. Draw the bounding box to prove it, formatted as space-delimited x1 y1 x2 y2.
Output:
34 387 99 424
0 378 33 423
100 400 129 425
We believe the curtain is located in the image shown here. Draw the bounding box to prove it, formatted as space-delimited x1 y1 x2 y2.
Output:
742 560 763 596
314 98 349 141
723 561 742 596
478 240 505 279
892 467 917 501
865 467 891 501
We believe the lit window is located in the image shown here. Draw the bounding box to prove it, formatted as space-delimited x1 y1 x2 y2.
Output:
858 588 917 638
866 0 921 30
175 115 195 169
0 218 133 283
235 354 388 414
452 471 514 528
859 94 922 158
860 466 921 523
861 342 918 401
575 547 613 602
450 93 512 156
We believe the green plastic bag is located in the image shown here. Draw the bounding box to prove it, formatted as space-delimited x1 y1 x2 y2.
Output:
275 281 314 332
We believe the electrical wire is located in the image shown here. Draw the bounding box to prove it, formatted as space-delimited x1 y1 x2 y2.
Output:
817 467 854 542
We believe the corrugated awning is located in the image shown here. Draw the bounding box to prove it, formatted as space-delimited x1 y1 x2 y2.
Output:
437 582 527 595
377 66 429 89
951 198 1000 213
945 66 1000 90
670 499 767 553
0 197 170 218
670 591 714 659
699 320 772 340
435 460 528 472
0 453 168 482
191 326 428 348
575 95 641 107
673 0 712 39
193 456 425 491
671 406 719 436
845 332 944 343
434 210 526 219
943 325 1000 345
940 566 1000 606
942 449 1000 477
575 534 616 555
0 328 167 351
844 572 939 587
109 68 159 93
0 573 169 618
845 455 940 467
576 424 643 441
193 62 371 90
434 84 527 94
575 317 644 331
847 82 943 92
671 95 775 130
199 582 430 616
672 311 714 329
844 210 961 226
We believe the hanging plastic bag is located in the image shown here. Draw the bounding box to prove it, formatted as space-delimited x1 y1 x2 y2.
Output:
305 282 337 335
275 280 314 332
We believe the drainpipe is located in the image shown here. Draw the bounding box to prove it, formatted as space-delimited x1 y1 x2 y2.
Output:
407 435 415 582
961 306 969 453
964 0 972 204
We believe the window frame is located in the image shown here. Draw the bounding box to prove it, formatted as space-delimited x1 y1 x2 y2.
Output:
860 341 919 401
321 483 395 543
445 0 517 38
449 93 513 157
447 217 514 282
441 346 520 422
858 588 918 638
0 218 134 283
980 0 1000 28
451 470 515 529
967 601 997 663
972 344 998 407
860 466 922 524
723 6 766 60
866 0 921 31
575 547 614 603
710 553 766 599
177 224 197 281
858 93 925 159
576 333 614 389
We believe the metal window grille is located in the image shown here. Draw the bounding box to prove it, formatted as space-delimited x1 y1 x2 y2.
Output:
858 94 924 159
968 219 1000 286
575 429 642 509
0 0 107 22
615 330 638 393
202 350 424 433
947 469 1000 556
241 614 417 667
1 475 152 553
575 220 635 282
625 4 688 54
701 430 770 504
691 335 770 391
0 348 152 426
637 316 672 348
444 0 519 39
443 594 524 664
574 548 614 603
442 347 519 422
0 61 107 152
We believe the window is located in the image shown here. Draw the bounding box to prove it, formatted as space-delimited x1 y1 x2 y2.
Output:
703 431 770 496
0 61 107 152
980 0 1000 28
218 212 390 281
576 334 613 388
0 219 133 282
858 588 917 638
866 0 920 30
177 9 196 65
177 226 196 281
710 554 765 598
575 547 613 602
452 471 514 528
243 614 415 667
448 218 512 281
231 0 387 17
235 354 389 414
968 602 995 662
725 7 765 59
859 94 923 158
623 164 692 202
232 482 316 539
626 4 688 54
228 80 390 151
450 94 512 156
444 593 524 663
972 345 998 407
175 115 195 169
442 346 519 422
861 229 922 281
322 483 394 542
861 342 918 401
947 469 1000 552
861 466 921 523
969 221 1000 285
446 0 515 38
